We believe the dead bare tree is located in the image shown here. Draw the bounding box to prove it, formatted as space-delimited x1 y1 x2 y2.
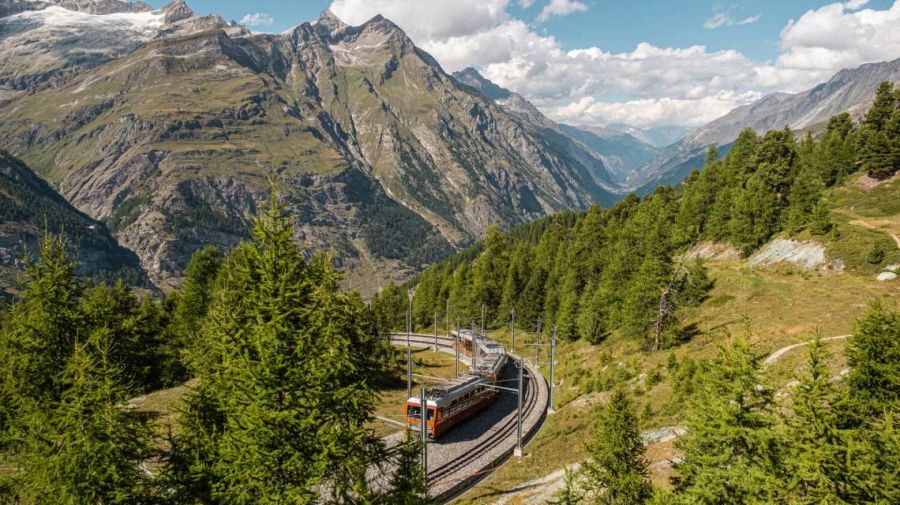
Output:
651 242 698 351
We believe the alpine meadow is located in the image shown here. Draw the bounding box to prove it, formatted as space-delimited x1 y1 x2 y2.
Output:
0 1 898 504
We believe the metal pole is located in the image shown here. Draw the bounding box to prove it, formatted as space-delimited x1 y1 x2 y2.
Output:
455 316 460 378
446 298 450 348
549 325 557 414
420 386 428 486
481 304 485 336
407 301 412 400
535 317 542 366
471 320 477 371
515 357 524 457
406 348 413 401
434 312 438 351
511 308 516 352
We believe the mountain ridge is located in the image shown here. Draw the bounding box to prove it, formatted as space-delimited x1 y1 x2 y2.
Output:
0 149 150 296
0 6 619 291
631 57 900 192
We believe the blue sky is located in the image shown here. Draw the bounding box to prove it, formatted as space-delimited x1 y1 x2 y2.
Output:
143 1 900 129
145 0 892 60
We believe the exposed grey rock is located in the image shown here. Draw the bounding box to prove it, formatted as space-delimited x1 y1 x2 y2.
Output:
877 271 897 281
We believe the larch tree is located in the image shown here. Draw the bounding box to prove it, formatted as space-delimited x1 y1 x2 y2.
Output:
579 389 653 505
782 334 852 504
673 339 783 505
172 199 391 504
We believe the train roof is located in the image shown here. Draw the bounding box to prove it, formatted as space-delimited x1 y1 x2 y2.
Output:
406 397 438 408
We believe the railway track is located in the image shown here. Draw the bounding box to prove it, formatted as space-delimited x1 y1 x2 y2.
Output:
387 333 548 501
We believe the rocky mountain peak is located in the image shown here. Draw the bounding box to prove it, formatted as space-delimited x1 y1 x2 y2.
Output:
454 67 511 101
161 0 193 24
315 8 348 36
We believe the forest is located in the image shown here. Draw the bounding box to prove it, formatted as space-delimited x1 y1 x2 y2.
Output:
371 81 900 351
0 202 429 504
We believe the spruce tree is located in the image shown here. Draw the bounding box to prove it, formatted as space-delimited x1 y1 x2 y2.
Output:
580 389 653 505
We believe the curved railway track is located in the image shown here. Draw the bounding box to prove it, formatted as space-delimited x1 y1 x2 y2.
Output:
387 333 548 501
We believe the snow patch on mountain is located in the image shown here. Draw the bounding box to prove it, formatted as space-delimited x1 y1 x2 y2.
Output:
6 5 163 35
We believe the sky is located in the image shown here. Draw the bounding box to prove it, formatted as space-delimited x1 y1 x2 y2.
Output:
143 0 900 130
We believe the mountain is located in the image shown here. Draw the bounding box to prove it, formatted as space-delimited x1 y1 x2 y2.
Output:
632 57 900 192
0 6 619 290
0 149 149 296
452 67 617 188
604 123 690 148
0 0 242 92
557 124 658 181
453 67 654 184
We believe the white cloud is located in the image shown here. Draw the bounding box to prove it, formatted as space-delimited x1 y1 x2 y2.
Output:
240 12 274 27
549 90 763 128
704 12 761 29
757 0 900 90
325 0 900 128
536 0 589 22
518 0 537 7
330 0 509 40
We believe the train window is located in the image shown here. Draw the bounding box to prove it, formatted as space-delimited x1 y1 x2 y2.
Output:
427 409 435 420
407 405 421 418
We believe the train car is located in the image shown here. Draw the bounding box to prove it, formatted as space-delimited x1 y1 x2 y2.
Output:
406 375 497 438
406 330 509 438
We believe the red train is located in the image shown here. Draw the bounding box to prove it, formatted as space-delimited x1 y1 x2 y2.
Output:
405 329 508 438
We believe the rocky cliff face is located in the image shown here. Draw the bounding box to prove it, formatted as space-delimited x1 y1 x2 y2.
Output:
453 67 620 188
632 57 900 192
0 150 149 297
0 7 619 292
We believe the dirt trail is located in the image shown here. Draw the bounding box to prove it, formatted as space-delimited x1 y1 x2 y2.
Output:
763 335 850 366
849 218 900 249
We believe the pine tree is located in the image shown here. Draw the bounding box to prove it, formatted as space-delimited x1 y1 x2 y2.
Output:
371 281 408 334
174 199 387 504
469 225 509 323
620 254 671 345
576 282 608 344
859 126 895 179
673 339 782 504
580 389 653 505
863 81 897 132
816 113 857 185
